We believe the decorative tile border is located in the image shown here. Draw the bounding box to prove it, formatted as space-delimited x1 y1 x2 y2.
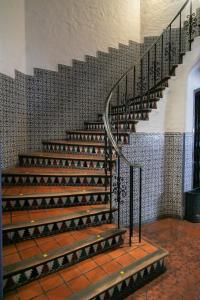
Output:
67 248 168 300
2 191 110 211
4 229 125 293
3 208 117 245
2 173 110 187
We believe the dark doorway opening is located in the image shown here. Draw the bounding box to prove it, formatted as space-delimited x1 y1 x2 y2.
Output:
193 90 200 188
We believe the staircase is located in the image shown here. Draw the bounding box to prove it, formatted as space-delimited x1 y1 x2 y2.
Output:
2 0 200 299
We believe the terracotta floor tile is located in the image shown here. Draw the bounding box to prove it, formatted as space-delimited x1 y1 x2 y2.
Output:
16 239 37 251
17 281 43 300
3 252 21 266
141 243 157 254
101 260 122 274
93 253 112 265
115 253 135 267
39 273 64 292
85 266 107 283
59 265 81 282
32 295 49 300
77 258 97 273
47 284 72 300
108 247 126 259
129 248 147 260
38 240 60 252
19 246 42 260
3 244 17 256
68 275 90 293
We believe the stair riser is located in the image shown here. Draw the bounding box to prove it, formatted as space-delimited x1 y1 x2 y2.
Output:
3 193 110 211
98 112 149 122
42 143 116 155
89 259 166 300
2 174 110 187
3 232 124 293
19 156 112 170
66 133 129 144
3 211 114 245
111 101 158 114
84 123 136 131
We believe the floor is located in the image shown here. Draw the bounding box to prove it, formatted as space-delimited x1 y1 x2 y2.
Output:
126 218 200 300
4 218 200 300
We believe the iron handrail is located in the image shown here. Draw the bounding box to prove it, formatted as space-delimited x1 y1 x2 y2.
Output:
103 0 190 167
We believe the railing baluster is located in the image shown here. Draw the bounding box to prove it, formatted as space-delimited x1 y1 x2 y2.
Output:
147 51 150 109
168 25 172 75
189 0 193 50
117 156 121 229
129 166 134 246
154 44 157 87
133 66 136 100
161 34 164 81
125 75 128 130
179 12 182 63
140 59 143 109
117 85 120 144
139 167 142 243
109 141 113 223
104 131 108 191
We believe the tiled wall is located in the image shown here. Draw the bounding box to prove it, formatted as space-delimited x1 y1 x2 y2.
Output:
113 132 194 227
0 71 27 168
0 40 141 167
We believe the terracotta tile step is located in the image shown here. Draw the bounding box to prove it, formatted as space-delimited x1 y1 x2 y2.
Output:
3 224 117 264
3 206 117 244
2 186 110 211
2 167 108 175
68 247 168 300
84 120 137 131
66 131 129 144
3 228 126 293
3 204 109 225
98 108 152 118
2 186 109 197
18 152 115 169
42 140 116 155
4 234 168 300
2 167 110 187
19 152 107 160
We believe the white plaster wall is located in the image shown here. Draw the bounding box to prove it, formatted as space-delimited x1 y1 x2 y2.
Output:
25 0 141 74
136 37 200 133
141 0 186 39
0 0 26 77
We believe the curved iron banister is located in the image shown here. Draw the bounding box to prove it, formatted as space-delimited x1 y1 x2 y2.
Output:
103 0 198 246
103 0 192 165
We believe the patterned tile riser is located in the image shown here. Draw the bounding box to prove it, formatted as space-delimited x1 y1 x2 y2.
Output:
3 233 124 293
66 133 129 144
85 123 136 131
19 156 112 169
3 211 114 245
42 143 116 155
112 133 193 227
91 258 166 300
3 193 110 211
2 174 110 187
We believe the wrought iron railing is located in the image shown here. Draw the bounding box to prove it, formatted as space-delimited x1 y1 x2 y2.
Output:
103 0 200 246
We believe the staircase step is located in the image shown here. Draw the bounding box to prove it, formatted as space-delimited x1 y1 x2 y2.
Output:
2 186 110 211
111 98 160 114
3 227 125 293
2 167 110 187
42 140 111 155
18 152 114 169
3 206 117 244
98 108 151 121
67 247 168 300
84 120 137 131
66 131 129 144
